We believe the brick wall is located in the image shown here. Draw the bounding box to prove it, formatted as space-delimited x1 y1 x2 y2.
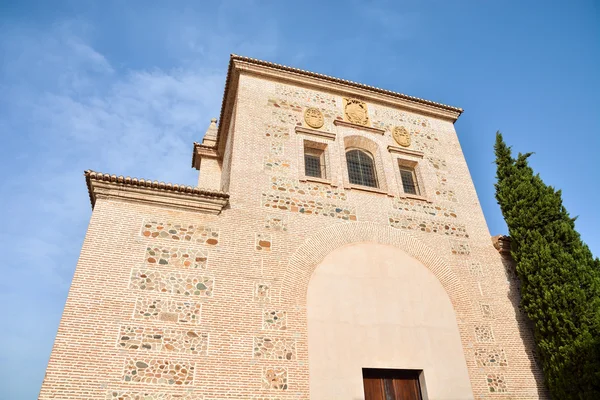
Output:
39 71 548 399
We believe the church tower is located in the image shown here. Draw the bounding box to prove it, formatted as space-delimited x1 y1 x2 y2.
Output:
39 55 547 399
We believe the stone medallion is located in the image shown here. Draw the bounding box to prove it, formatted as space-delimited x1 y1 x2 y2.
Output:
304 107 324 129
343 98 369 126
392 126 411 147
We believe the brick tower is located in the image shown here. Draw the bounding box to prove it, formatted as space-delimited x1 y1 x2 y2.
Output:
39 55 548 400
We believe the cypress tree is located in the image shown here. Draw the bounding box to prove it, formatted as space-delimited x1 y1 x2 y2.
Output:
494 132 600 399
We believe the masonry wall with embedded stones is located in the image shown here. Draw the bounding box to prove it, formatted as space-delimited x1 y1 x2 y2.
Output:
39 71 548 400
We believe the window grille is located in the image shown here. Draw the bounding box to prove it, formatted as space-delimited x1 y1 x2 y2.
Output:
399 167 419 195
304 147 326 179
346 149 378 188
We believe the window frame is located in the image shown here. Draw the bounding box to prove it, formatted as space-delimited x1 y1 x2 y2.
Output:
300 140 331 183
304 147 326 179
399 165 420 196
345 148 379 189
394 156 429 201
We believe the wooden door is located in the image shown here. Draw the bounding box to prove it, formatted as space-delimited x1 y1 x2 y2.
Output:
363 376 386 399
363 369 423 400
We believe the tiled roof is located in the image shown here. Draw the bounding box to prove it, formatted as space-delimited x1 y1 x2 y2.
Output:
84 170 229 208
216 55 463 145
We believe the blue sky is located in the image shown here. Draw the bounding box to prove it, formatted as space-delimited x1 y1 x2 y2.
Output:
0 0 598 398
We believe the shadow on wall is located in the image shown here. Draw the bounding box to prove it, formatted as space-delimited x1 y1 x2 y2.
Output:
501 254 549 398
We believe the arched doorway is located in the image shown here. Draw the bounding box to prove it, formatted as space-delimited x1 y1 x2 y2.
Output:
307 242 473 399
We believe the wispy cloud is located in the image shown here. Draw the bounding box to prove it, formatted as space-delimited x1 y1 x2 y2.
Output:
362 2 421 40
0 11 277 397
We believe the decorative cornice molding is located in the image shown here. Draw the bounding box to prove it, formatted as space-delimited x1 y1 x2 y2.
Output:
387 145 425 158
84 170 229 214
229 55 463 112
236 61 464 122
192 142 219 170
216 54 464 157
294 126 336 140
333 119 385 135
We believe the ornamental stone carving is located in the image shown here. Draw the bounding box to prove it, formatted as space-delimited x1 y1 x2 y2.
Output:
304 107 324 129
343 98 370 126
393 126 411 147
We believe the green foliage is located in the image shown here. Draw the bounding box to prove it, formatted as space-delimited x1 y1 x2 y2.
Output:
494 132 600 399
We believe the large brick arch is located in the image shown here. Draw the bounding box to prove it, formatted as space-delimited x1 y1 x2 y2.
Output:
282 221 472 315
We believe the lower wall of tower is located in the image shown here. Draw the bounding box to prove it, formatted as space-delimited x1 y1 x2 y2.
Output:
38 196 547 400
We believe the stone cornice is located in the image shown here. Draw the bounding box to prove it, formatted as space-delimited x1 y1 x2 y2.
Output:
333 119 385 135
387 145 425 158
84 170 229 214
217 54 464 157
294 126 336 140
192 142 219 170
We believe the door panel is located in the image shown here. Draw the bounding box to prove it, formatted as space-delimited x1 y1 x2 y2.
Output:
391 377 421 400
363 369 423 400
363 377 386 400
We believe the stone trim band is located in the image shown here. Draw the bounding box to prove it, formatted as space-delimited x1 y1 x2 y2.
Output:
294 126 336 140
387 145 425 158
333 119 386 135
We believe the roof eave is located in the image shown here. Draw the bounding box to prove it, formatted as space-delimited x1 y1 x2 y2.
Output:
84 170 229 214
215 54 464 153
192 142 219 170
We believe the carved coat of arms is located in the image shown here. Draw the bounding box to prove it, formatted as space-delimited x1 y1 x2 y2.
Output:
304 107 324 129
393 126 411 147
343 98 369 126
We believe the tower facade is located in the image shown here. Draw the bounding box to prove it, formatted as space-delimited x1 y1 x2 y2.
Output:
39 56 547 399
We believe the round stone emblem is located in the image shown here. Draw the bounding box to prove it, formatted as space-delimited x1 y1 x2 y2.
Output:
393 126 411 147
304 107 324 129
344 98 369 126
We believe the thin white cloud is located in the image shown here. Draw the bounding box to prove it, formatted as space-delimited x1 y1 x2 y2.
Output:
0 1 283 394
0 20 242 399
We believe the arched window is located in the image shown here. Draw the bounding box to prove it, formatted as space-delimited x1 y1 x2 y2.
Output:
346 149 378 188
